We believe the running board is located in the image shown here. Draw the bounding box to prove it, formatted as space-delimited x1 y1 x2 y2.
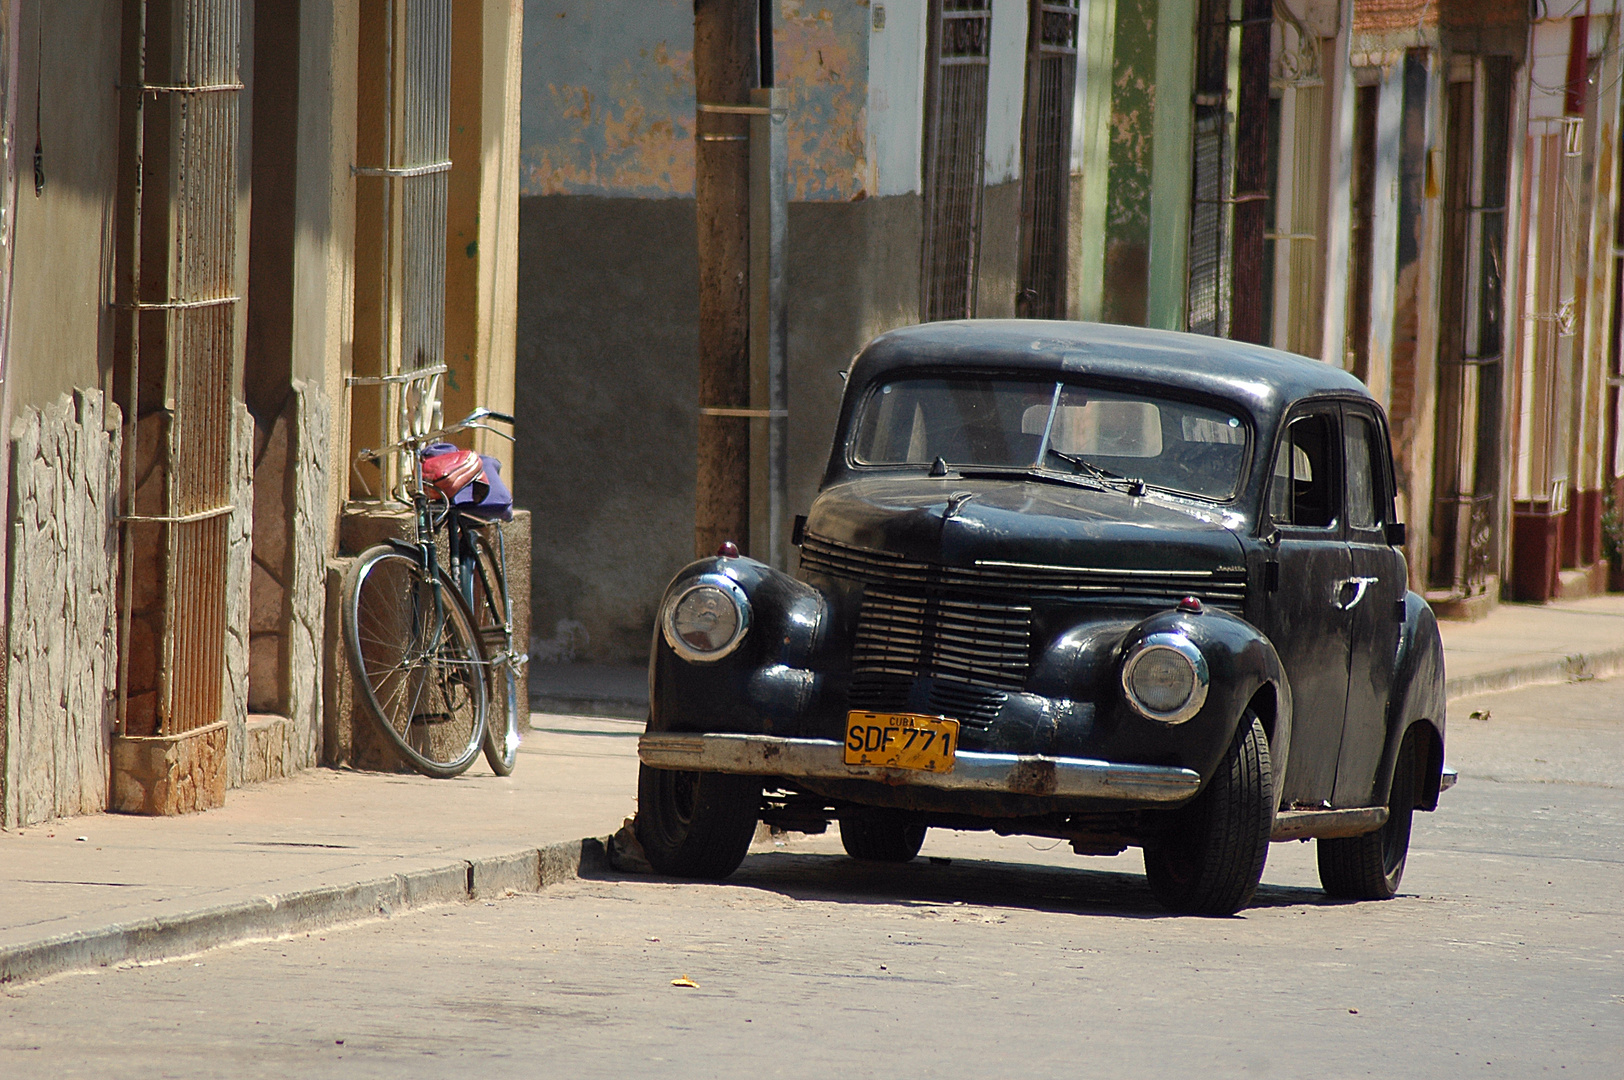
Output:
1271 806 1389 842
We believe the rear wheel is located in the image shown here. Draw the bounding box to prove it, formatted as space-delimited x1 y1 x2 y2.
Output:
1318 728 1419 900
635 764 760 879
344 545 486 778
839 810 927 863
467 526 521 776
1143 712 1274 915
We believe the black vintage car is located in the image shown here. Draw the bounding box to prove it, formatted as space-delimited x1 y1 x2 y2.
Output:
636 321 1451 915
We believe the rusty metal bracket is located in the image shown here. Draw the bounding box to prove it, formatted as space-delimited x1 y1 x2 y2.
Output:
118 82 244 94
346 364 448 387
118 505 235 525
697 102 787 115
350 160 452 178
700 406 788 418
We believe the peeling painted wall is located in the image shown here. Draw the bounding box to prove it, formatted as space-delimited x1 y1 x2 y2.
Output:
778 1 871 200
984 0 1028 184
521 0 873 201
522 0 696 197
866 0 926 196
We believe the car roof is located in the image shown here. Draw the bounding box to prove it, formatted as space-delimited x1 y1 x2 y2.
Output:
849 320 1374 416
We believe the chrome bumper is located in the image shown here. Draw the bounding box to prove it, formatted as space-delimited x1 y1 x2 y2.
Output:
1441 765 1458 792
637 733 1202 803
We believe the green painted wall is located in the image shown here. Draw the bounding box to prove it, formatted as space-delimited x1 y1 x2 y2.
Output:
1101 0 1158 326
1074 0 1118 321
1147 0 1195 330
1092 0 1195 330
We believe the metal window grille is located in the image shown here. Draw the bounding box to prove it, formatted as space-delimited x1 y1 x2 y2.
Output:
1186 0 1233 337
350 0 452 496
114 0 243 737
1016 0 1079 319
920 0 992 322
1430 63 1511 595
1344 83 1378 380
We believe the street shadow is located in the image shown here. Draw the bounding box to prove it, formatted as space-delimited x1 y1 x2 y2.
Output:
588 848 1334 920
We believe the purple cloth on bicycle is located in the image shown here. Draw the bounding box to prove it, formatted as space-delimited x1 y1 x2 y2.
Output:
421 443 514 521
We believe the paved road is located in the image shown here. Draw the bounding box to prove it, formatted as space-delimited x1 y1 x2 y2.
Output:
3 678 1620 1078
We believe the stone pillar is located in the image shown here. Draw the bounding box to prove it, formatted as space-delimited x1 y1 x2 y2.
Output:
2 390 122 828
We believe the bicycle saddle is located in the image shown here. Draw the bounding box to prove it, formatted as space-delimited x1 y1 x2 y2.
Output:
421 446 484 499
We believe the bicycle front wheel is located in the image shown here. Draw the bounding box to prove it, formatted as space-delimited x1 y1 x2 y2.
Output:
468 525 522 775
344 545 487 778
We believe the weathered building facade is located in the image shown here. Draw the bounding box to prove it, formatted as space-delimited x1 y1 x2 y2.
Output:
518 0 1624 668
0 0 523 828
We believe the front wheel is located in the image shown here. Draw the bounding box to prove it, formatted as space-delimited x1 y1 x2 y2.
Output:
1143 712 1274 915
1317 728 1419 900
467 526 521 776
344 545 487 778
635 764 760 879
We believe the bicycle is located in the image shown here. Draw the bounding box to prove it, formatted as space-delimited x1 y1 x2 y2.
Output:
342 407 524 778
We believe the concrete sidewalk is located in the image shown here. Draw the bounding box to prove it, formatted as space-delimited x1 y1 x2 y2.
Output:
1437 594 1624 696
0 716 643 985
5 593 1624 986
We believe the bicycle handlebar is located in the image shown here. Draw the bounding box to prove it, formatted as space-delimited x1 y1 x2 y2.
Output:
355 407 516 464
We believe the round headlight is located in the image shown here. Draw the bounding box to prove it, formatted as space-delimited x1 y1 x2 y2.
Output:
1121 632 1209 724
662 577 750 662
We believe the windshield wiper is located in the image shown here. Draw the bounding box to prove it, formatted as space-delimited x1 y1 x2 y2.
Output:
958 466 1110 493
1043 449 1148 496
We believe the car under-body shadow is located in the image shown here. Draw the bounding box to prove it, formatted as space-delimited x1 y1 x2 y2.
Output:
588 848 1340 919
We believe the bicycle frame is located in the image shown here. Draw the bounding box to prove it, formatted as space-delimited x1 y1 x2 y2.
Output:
360 408 520 679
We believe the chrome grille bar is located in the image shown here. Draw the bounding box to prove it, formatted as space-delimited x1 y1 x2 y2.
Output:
801 533 1247 608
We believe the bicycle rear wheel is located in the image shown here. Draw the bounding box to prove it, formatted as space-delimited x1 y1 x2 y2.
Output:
467 525 521 775
344 544 487 778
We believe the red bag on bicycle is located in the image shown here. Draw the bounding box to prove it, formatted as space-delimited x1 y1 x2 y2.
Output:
420 446 484 499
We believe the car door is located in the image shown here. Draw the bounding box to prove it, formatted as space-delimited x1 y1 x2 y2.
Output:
1263 408 1353 808
1332 405 1407 807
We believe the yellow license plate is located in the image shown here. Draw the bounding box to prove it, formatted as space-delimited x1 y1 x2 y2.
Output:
844 712 959 773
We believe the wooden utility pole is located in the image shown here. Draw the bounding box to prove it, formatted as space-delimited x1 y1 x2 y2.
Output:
693 0 759 558
1229 0 1271 344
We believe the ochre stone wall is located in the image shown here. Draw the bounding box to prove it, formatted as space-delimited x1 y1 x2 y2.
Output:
2 390 122 828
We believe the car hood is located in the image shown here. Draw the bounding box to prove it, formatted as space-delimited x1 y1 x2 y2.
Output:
804 474 1248 573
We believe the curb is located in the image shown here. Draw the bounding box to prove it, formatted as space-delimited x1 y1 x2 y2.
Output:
1444 646 1624 701
528 694 646 721
0 836 610 988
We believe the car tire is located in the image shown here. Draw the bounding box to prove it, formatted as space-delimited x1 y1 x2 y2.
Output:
634 764 761 880
1143 712 1274 916
838 810 927 863
1317 728 1418 900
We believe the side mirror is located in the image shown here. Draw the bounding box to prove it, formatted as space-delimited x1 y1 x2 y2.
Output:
1384 521 1407 547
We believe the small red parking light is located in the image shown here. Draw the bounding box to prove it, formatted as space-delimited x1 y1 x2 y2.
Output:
1177 596 1203 614
717 541 740 558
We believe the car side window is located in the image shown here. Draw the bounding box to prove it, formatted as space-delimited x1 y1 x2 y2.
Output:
1344 412 1385 530
1269 413 1337 529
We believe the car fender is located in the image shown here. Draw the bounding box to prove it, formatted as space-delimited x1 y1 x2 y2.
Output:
1372 591 1447 810
1047 607 1293 800
648 556 829 736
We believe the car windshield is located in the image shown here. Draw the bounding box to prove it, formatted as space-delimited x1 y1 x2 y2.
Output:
851 377 1250 501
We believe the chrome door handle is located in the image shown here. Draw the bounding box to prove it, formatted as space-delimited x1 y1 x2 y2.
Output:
1333 576 1379 611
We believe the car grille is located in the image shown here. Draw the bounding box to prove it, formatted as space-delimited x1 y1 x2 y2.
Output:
847 671 1008 731
852 588 1033 695
800 533 1247 609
